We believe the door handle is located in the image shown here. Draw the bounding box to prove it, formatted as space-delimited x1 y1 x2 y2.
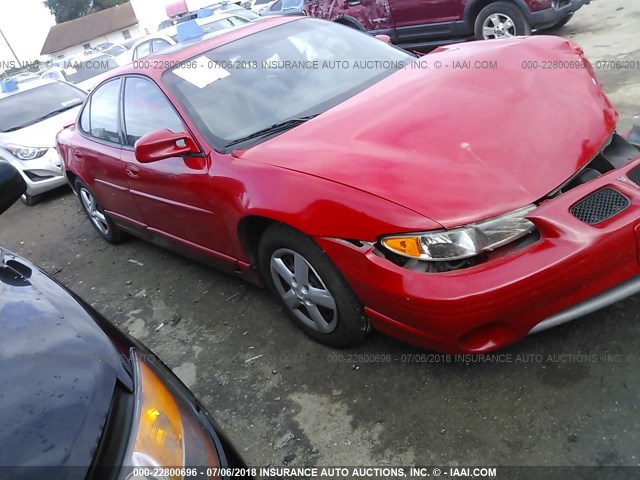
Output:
125 163 140 179
73 151 84 160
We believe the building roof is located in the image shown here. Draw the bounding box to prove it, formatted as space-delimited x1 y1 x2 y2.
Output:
41 2 138 55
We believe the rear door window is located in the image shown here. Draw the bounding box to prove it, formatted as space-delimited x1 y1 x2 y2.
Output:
87 78 122 144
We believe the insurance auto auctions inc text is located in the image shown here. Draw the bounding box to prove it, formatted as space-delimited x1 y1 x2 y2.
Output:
255 466 498 478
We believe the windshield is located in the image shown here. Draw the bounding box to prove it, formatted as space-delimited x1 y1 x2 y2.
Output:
163 19 413 150
61 55 119 84
0 83 86 132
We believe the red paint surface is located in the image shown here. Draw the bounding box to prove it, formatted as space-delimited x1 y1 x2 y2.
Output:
58 18 639 352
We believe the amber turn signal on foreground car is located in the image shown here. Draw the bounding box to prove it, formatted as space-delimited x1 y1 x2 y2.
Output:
122 350 220 479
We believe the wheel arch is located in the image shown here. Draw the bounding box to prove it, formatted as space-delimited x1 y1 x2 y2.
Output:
66 170 79 193
237 215 279 267
334 15 366 31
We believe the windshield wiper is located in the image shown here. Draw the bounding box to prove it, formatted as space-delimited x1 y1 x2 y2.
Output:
2 103 83 132
225 114 319 148
36 103 84 122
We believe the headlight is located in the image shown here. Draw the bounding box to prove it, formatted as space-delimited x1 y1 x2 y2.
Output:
122 350 221 479
3 144 49 161
381 205 537 262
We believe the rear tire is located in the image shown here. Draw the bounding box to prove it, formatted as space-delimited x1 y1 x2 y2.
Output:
75 180 125 244
259 223 371 348
474 2 531 40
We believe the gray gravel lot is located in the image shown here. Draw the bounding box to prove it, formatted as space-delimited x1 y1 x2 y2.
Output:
1 0 639 474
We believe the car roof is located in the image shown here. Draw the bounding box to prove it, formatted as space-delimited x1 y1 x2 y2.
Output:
113 16 297 80
0 78 59 99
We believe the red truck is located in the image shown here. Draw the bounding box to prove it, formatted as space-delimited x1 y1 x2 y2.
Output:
266 0 591 48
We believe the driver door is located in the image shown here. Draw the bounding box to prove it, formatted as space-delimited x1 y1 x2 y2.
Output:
119 76 226 255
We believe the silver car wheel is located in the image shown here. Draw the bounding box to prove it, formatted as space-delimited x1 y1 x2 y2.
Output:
79 188 109 236
270 248 338 333
482 13 516 39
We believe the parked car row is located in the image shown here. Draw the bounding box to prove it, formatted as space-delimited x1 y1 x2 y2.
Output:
120 11 255 65
0 9 254 206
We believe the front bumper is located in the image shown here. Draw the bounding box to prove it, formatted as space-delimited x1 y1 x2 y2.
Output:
316 158 640 354
0 148 67 196
529 0 590 29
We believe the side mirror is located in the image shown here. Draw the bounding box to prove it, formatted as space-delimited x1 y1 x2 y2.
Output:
374 34 391 44
0 161 27 215
134 129 200 163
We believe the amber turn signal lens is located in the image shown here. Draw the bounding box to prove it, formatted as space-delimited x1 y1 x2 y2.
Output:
133 360 184 477
382 237 422 258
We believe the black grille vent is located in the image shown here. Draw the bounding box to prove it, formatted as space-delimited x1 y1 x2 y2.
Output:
629 166 640 186
570 188 630 225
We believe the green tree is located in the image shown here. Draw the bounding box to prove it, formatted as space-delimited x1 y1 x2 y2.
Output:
44 0 128 23
44 0 91 23
89 0 128 14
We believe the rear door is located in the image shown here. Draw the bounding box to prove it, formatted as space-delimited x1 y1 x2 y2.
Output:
119 76 225 253
74 78 144 226
390 0 463 28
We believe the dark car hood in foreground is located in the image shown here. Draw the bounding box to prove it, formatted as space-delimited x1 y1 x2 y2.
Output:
241 35 618 228
0 249 120 476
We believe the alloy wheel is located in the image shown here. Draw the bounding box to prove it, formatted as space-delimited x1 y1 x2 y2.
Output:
482 13 516 39
79 188 109 236
269 248 338 333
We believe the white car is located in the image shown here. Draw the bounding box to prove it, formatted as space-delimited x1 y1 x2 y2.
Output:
245 0 277 14
40 53 119 91
116 33 178 65
117 13 252 65
0 79 86 205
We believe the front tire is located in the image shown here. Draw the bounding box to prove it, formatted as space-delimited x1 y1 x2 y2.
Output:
474 2 531 40
75 180 125 244
259 224 371 348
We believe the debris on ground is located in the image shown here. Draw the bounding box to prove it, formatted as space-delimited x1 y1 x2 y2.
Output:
274 431 294 449
245 354 263 363
226 292 241 302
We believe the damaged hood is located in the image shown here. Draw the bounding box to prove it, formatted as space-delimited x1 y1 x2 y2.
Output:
239 36 617 227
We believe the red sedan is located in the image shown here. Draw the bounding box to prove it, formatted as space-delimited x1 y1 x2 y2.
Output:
58 17 640 353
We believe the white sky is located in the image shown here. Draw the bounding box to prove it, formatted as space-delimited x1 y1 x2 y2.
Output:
0 0 56 62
